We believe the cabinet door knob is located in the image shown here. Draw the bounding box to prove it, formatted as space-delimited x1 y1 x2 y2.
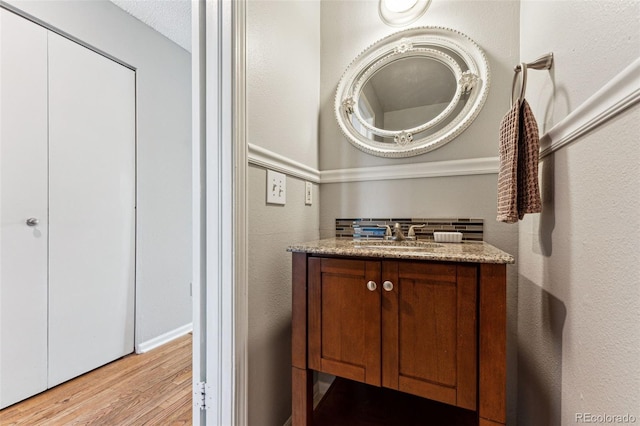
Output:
383 280 394 291
366 280 377 291
26 217 39 227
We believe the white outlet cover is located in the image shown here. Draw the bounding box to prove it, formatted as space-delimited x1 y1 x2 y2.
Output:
266 170 286 205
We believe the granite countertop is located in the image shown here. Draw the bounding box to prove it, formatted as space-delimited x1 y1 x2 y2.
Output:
287 238 515 264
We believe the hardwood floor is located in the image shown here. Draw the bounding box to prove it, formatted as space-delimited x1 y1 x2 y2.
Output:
0 334 192 425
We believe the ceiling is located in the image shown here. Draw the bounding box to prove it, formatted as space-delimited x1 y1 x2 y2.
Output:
110 0 191 52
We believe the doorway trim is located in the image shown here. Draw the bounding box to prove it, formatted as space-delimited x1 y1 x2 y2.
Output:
192 0 248 424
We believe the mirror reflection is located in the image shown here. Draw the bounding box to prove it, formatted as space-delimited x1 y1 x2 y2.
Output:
354 56 458 139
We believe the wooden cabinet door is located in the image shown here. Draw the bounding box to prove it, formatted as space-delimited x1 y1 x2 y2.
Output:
382 261 477 410
308 257 381 386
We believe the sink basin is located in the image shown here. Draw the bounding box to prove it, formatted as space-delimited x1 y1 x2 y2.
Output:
350 241 444 251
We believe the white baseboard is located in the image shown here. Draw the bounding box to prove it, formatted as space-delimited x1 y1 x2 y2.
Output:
135 323 193 354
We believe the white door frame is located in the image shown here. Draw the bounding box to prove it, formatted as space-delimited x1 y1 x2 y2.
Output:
192 0 248 424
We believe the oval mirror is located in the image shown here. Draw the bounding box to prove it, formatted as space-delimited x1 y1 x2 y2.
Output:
335 27 490 157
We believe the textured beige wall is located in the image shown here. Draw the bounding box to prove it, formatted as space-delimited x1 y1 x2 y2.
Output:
247 0 320 170
248 167 319 426
247 1 321 425
518 1 640 424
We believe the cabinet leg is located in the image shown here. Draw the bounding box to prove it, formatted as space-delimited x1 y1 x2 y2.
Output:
292 367 313 426
479 264 507 424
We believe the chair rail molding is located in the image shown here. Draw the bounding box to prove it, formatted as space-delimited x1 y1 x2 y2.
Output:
321 157 499 184
248 143 321 183
247 144 498 184
540 57 640 158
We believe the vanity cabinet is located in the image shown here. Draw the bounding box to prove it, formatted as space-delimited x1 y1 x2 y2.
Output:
307 257 477 410
291 249 510 426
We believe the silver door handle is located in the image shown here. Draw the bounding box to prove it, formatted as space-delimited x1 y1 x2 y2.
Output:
366 281 377 291
26 218 39 227
383 281 394 291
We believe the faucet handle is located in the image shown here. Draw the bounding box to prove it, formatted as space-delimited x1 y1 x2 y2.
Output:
407 224 426 239
377 224 393 239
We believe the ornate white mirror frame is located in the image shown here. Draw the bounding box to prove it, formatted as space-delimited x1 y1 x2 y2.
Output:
335 26 490 158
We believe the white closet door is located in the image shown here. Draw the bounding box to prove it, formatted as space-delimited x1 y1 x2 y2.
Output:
47 32 135 387
0 9 49 409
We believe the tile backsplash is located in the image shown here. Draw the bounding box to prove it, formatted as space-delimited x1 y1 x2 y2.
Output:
335 218 484 241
